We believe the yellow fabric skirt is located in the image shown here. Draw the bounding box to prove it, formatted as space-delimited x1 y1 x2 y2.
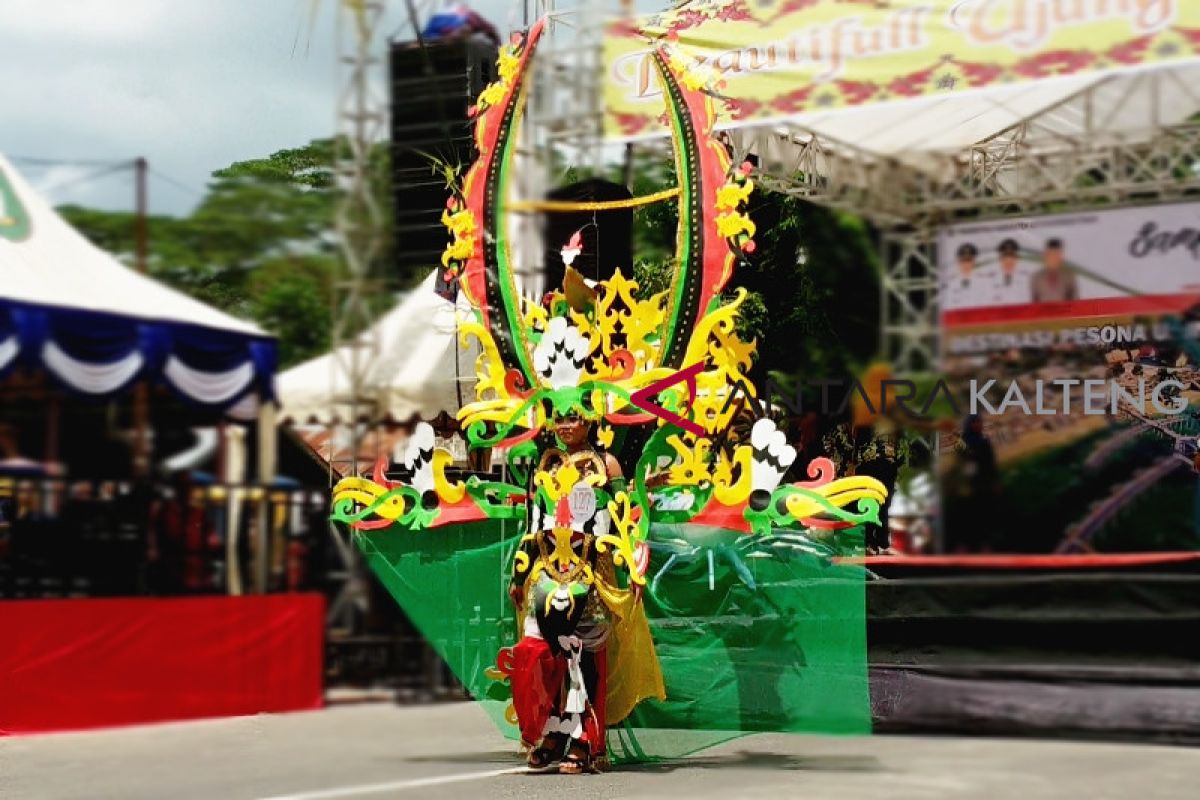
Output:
594 578 666 724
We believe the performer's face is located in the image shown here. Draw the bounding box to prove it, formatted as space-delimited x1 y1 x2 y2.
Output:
957 255 974 275
1000 255 1018 273
555 415 589 448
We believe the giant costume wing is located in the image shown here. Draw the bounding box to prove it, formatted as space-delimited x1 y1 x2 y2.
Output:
456 22 544 390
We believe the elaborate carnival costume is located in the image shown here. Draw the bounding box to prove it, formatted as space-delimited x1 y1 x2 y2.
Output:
332 18 888 771
507 414 661 772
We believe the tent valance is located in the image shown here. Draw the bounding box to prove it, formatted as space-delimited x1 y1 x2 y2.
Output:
0 299 276 405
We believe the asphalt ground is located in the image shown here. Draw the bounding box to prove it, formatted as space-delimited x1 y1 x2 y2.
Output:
2 702 1197 799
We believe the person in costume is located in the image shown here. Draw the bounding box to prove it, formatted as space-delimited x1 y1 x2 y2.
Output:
944 242 983 310
330 20 890 771
988 238 1035 306
505 410 653 773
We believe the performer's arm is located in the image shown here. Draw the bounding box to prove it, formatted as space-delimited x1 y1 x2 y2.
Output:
604 452 626 495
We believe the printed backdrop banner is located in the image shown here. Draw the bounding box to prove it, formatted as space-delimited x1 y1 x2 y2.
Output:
938 202 1200 328
604 0 1200 138
935 203 1200 554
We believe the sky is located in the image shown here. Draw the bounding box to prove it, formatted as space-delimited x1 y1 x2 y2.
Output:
0 0 541 217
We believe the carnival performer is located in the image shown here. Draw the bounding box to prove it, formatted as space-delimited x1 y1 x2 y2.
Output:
506 410 660 773
329 17 889 772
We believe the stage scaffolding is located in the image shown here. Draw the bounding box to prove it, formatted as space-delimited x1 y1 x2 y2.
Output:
327 0 390 635
723 71 1200 372
516 20 1200 374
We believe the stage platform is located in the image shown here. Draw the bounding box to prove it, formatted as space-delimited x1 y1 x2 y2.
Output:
862 552 1200 744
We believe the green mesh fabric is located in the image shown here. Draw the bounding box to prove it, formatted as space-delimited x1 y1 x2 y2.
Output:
355 520 870 761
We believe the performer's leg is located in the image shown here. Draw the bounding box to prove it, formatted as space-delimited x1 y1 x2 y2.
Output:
579 647 608 763
510 636 566 748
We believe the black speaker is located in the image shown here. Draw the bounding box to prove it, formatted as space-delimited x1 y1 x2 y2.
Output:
389 37 497 283
542 179 635 292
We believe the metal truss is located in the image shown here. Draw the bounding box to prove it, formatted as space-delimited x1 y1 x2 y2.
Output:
724 127 924 226
332 0 388 470
328 0 390 634
879 230 939 375
524 1 606 174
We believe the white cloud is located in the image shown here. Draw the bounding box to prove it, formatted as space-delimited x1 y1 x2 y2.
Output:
2 0 172 41
0 0 620 217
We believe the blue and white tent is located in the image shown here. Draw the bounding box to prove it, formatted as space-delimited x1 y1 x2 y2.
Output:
0 153 276 409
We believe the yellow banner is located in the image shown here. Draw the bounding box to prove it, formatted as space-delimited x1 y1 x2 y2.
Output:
604 0 1200 138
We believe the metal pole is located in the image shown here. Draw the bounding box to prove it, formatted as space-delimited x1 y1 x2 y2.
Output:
256 400 278 593
134 157 148 274
133 156 150 479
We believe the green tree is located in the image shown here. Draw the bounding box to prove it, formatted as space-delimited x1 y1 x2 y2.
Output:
60 138 404 368
737 191 880 382
622 147 880 382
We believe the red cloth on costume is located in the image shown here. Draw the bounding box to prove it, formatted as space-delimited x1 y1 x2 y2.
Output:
510 635 609 756
511 636 567 746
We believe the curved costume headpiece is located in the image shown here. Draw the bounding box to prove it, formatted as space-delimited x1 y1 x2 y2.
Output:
333 18 887 543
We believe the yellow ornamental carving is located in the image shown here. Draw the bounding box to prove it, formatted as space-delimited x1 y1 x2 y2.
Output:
593 269 666 373
715 180 753 210
598 493 646 586
715 211 756 240
667 51 715 94
441 235 474 266
477 81 506 109
712 446 753 506
458 319 508 401
665 434 712 485
682 289 753 373
459 398 538 435
441 208 475 237
331 477 408 522
497 46 521 82
783 477 889 521
692 370 743 437
534 462 587 505
522 296 549 335
431 449 466 504
596 423 615 449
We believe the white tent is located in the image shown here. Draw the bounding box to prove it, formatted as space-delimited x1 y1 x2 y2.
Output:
278 269 477 426
0 152 275 406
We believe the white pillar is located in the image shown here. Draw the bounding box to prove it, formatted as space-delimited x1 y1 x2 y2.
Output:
256 400 278 593
224 425 247 595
